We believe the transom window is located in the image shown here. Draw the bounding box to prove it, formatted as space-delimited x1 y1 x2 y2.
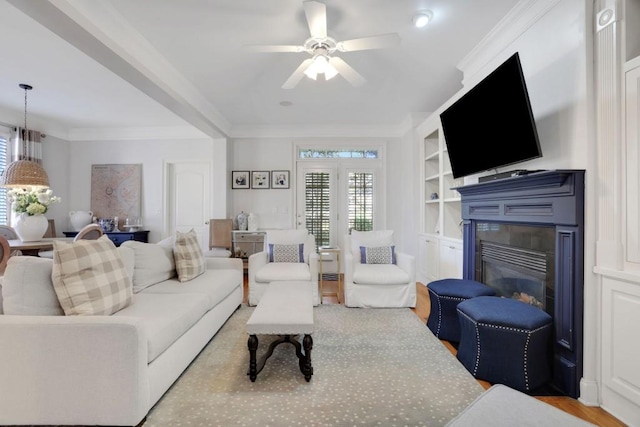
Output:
298 149 378 159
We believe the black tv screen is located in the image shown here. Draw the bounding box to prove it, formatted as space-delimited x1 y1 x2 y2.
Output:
440 52 542 179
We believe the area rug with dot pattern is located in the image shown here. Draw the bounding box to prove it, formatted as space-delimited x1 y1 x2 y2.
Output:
145 304 484 427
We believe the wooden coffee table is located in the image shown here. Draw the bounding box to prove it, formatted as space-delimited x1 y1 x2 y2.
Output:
246 281 314 382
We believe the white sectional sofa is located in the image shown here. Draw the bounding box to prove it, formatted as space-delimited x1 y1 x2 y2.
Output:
0 239 243 426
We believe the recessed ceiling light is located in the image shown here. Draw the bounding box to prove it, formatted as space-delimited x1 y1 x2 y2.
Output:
413 10 433 28
279 101 293 107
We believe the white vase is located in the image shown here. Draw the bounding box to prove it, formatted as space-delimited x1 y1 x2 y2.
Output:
14 214 49 242
248 212 258 231
69 210 93 231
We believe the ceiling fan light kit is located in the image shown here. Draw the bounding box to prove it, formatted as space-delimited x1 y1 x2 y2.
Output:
246 0 401 89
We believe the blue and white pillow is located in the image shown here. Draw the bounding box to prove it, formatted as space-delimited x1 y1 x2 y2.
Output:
269 243 304 263
360 245 396 264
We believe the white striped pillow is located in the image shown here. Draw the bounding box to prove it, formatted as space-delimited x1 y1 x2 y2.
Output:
52 235 132 316
173 229 205 282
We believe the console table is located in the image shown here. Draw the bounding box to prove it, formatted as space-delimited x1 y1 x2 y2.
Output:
63 230 149 247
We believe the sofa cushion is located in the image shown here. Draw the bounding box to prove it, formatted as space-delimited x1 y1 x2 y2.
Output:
52 236 133 316
1 257 63 315
141 269 240 311
121 240 176 293
112 292 208 363
117 245 135 281
353 263 410 285
255 262 311 283
360 245 396 264
268 243 304 263
350 230 394 264
173 229 205 282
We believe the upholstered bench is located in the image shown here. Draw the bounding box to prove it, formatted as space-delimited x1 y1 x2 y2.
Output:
246 281 314 382
426 278 496 342
456 296 552 392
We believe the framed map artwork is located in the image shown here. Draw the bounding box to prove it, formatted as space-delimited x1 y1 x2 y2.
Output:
91 164 142 223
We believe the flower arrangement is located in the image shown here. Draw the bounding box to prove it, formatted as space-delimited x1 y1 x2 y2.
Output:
7 188 61 216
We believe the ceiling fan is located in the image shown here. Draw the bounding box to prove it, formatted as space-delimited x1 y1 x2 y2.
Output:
246 0 400 89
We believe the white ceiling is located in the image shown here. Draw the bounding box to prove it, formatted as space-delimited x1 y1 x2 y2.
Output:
0 0 519 140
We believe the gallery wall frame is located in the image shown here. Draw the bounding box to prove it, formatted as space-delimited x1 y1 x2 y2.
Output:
271 170 290 189
251 171 270 189
232 170 250 189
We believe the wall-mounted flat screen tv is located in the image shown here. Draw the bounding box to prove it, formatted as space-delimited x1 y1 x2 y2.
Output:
440 52 542 179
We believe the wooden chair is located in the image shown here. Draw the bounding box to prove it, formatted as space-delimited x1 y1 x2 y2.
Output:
0 225 18 240
0 234 10 275
205 219 233 258
0 225 22 256
39 222 102 259
44 219 56 238
74 223 104 241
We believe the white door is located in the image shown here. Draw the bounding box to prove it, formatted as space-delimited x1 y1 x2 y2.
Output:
165 160 211 252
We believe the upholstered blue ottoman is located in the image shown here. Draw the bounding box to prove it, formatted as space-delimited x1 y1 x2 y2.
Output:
426 279 496 342
456 296 553 392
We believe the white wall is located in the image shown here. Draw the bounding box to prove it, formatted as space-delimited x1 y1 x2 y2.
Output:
231 138 294 230
41 135 69 236
66 137 224 242
231 137 410 249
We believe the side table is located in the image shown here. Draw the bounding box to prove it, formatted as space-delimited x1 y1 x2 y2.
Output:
318 246 342 304
63 230 149 247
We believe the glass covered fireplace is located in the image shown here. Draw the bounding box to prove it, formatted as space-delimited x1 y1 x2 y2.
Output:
475 223 555 318
457 170 585 398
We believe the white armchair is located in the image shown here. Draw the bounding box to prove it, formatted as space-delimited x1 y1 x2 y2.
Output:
343 230 416 308
248 229 319 306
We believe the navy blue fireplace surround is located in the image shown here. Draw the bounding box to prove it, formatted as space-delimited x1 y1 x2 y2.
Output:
457 170 584 398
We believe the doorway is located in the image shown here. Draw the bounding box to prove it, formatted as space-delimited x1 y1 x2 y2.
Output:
164 160 212 252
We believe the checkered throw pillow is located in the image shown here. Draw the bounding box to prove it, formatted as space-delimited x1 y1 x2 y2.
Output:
52 235 133 316
268 243 304 263
174 229 205 282
360 245 396 264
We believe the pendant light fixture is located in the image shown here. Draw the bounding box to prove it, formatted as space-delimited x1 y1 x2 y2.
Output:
0 84 50 189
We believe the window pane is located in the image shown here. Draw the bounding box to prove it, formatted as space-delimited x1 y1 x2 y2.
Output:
348 172 374 231
305 172 330 247
298 148 378 159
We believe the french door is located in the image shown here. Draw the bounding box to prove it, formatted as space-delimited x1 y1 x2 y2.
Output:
296 161 382 250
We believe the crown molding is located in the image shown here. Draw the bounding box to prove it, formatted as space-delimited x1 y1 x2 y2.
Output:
457 0 562 87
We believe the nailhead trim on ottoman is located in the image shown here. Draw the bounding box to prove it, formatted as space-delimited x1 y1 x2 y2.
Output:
426 279 496 342
456 296 553 392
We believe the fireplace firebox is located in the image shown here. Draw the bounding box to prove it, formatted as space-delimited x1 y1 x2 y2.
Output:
457 170 584 398
476 223 555 316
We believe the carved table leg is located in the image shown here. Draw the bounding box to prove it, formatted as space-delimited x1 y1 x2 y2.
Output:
248 334 258 382
302 334 313 382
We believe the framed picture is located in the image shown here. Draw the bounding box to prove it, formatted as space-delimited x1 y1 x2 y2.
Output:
232 171 250 189
271 170 290 189
251 171 270 189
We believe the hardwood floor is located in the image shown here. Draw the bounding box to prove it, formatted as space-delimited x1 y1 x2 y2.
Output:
243 278 626 426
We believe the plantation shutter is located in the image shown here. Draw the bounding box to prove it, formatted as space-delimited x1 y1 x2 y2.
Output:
0 133 8 225
304 172 330 248
348 172 374 232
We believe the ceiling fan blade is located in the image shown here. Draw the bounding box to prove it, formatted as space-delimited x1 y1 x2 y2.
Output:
303 1 327 38
337 33 401 52
244 44 305 53
329 57 366 87
282 58 314 89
